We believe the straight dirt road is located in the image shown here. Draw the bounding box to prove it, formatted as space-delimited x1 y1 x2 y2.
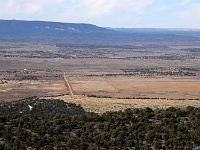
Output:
64 72 74 96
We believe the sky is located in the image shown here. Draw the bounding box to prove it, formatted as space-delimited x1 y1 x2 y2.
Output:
0 0 200 28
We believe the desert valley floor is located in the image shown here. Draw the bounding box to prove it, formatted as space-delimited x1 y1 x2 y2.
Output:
0 41 200 112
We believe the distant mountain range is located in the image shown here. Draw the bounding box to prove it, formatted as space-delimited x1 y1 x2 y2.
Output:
0 20 114 37
0 20 200 43
108 27 200 33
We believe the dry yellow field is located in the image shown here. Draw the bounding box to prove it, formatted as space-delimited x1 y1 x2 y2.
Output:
71 77 200 99
0 80 67 101
1 75 199 102
44 95 200 114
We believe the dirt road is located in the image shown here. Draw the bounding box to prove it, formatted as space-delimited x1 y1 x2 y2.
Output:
64 72 74 96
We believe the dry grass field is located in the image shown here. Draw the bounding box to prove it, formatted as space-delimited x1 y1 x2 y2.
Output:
0 80 67 101
71 77 200 99
44 95 200 114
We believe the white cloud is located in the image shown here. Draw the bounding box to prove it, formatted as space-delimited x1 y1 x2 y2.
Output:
178 3 200 19
80 0 117 17
177 3 200 28
45 0 155 25
119 0 155 12
83 0 155 15
0 0 63 16
180 0 192 6
0 0 155 20
24 3 42 14
154 4 169 12
59 0 155 21
6 0 200 28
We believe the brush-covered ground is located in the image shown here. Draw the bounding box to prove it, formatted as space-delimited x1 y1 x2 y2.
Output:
0 97 200 150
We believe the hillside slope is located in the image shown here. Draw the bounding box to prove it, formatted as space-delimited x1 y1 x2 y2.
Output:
0 20 113 37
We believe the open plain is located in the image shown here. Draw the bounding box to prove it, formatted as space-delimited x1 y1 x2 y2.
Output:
0 40 200 111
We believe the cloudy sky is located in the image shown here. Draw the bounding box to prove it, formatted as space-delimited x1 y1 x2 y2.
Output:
0 0 200 28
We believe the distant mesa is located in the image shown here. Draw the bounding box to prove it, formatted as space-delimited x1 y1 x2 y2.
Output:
1 19 200 43
0 19 113 37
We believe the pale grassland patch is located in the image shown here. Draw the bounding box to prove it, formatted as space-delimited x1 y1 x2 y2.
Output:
44 95 200 114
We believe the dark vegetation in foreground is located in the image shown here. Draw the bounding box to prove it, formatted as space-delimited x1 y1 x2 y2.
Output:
0 97 200 149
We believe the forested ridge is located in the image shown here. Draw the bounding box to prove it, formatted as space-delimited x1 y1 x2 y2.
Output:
0 97 200 149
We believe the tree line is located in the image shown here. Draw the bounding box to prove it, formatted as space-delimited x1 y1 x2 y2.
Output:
0 97 200 149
